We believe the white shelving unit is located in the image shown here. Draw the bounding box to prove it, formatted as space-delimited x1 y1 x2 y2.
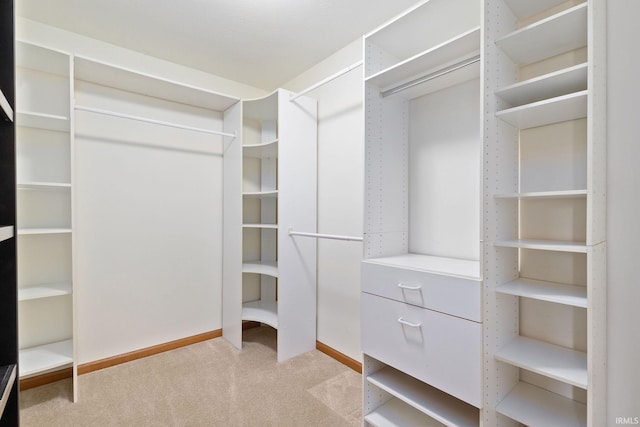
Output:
362 0 482 425
15 41 77 399
223 89 317 362
484 0 606 426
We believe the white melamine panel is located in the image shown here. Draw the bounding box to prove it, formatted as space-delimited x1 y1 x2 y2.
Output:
18 296 72 350
365 397 447 426
496 4 588 65
496 382 587 426
16 111 69 132
362 260 481 321
241 300 278 329
19 339 73 378
16 127 71 184
494 190 587 199
16 67 70 119
362 293 482 407
242 140 278 159
365 254 480 279
502 0 576 20
17 188 71 230
17 233 71 287
494 239 587 253
496 278 587 308
495 336 587 388
241 261 277 278
520 298 587 352
18 282 72 301
408 79 480 261
15 41 68 76
367 365 479 427
364 0 480 77
495 63 588 107
74 56 238 111
520 198 586 242
0 226 13 243
520 250 587 286
496 91 587 130
74 84 226 363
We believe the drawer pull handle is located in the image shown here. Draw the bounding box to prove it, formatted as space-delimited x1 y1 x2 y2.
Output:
397 317 421 328
397 283 421 291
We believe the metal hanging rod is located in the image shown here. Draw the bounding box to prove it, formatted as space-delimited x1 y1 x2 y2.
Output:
288 227 363 242
380 54 481 98
74 104 236 138
290 60 363 101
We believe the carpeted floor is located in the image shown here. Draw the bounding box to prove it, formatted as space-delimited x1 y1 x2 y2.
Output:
19 326 363 426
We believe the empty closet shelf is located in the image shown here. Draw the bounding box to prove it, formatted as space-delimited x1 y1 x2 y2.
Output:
19 340 73 378
242 261 278 277
242 300 277 329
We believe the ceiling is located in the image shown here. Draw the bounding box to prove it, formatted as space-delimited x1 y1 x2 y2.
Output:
17 0 419 90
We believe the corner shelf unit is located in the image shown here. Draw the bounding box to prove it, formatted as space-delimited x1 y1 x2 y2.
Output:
362 0 483 425
14 40 78 400
223 89 317 362
484 0 606 426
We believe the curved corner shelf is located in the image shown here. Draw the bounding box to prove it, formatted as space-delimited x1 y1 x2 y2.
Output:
19 339 73 378
17 182 72 190
496 3 587 65
243 139 278 159
243 190 278 199
18 282 72 302
242 261 278 278
242 224 278 230
242 300 278 329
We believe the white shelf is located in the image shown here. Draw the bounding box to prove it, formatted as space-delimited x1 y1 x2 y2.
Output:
242 300 278 329
365 254 481 280
0 226 13 243
495 336 587 389
242 224 278 230
0 89 13 121
495 63 588 107
243 139 278 159
494 239 587 253
17 182 72 190
367 366 479 427
367 27 480 90
17 228 72 235
19 339 73 378
18 282 72 302
243 190 278 199
496 382 587 427
494 189 587 199
496 278 587 308
0 365 16 417
365 397 447 427
496 3 588 65
242 261 278 278
74 56 238 111
496 90 587 130
16 111 70 132
503 0 575 20
16 41 69 76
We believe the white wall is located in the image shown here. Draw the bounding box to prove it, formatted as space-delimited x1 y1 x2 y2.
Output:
606 0 640 422
283 40 364 362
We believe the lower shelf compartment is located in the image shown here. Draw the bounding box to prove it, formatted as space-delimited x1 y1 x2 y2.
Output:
242 300 277 329
365 397 446 426
19 339 73 378
496 382 586 427
366 366 479 427
0 364 16 417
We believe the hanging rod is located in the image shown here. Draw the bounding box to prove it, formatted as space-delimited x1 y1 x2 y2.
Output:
290 60 363 101
288 227 363 242
380 54 481 98
74 104 236 138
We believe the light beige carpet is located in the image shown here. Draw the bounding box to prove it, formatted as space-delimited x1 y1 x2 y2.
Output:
20 326 362 426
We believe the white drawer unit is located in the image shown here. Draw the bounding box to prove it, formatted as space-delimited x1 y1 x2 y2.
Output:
361 292 482 408
362 259 481 322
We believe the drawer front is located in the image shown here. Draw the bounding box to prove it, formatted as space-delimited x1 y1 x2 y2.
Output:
361 292 482 407
362 261 481 322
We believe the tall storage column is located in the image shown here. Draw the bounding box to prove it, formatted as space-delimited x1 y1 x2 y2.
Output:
223 89 317 362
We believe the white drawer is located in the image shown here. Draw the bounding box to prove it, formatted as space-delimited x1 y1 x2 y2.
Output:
362 260 481 322
361 292 482 407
